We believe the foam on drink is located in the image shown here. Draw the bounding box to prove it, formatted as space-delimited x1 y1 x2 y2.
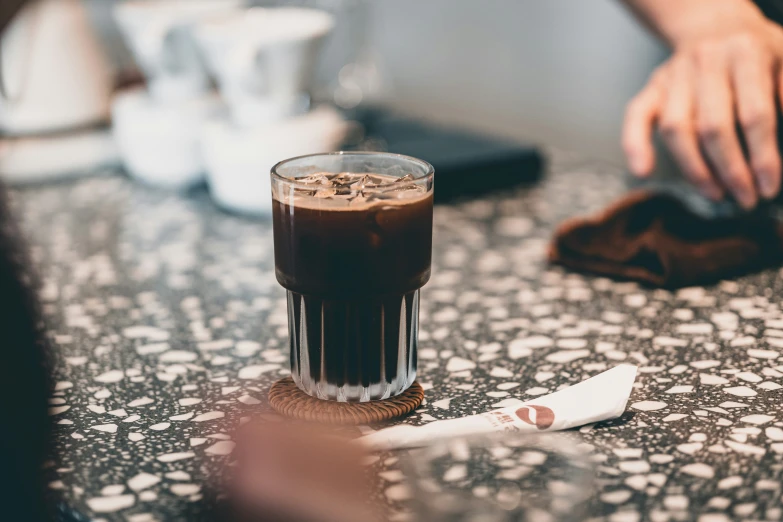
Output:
288 172 430 209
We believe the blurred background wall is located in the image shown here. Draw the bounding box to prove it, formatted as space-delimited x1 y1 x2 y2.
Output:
372 0 666 164
86 0 666 164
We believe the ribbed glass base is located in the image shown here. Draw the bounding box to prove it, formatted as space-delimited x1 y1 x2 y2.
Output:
287 290 419 402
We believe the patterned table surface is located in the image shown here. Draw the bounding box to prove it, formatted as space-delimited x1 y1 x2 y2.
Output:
19 151 783 522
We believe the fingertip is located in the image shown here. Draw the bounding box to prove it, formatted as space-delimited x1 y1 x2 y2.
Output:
628 152 654 178
758 172 781 200
736 188 759 210
700 183 724 202
724 168 759 210
630 166 652 179
756 163 782 200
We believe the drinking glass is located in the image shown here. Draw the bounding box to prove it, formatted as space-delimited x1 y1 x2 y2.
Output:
271 152 434 402
402 432 596 522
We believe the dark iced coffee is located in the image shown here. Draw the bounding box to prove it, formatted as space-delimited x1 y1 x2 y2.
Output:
271 153 434 402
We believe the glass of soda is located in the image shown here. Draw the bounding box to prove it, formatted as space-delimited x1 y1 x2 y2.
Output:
271 152 434 402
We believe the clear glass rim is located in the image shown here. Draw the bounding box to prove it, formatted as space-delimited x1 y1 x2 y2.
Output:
270 151 435 190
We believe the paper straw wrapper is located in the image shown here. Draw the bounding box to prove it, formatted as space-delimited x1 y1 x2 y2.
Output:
359 364 638 451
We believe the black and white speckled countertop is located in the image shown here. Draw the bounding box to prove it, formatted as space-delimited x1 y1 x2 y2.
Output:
18 151 783 522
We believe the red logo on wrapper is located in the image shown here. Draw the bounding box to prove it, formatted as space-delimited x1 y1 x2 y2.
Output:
515 405 555 430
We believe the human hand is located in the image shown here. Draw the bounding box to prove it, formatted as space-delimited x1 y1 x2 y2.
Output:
221 420 381 522
622 1 783 209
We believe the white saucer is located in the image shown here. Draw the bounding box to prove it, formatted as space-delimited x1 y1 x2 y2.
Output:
0 127 119 185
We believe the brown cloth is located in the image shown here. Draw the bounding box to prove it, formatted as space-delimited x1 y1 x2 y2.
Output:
548 191 783 288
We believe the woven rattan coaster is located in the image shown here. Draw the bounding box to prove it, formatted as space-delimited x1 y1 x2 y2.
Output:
268 377 424 425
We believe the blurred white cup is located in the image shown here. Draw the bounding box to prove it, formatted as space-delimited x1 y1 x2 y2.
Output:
201 106 350 215
193 7 334 128
113 0 243 102
112 87 223 189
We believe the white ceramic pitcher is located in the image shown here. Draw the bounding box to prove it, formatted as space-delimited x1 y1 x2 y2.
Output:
0 0 113 135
